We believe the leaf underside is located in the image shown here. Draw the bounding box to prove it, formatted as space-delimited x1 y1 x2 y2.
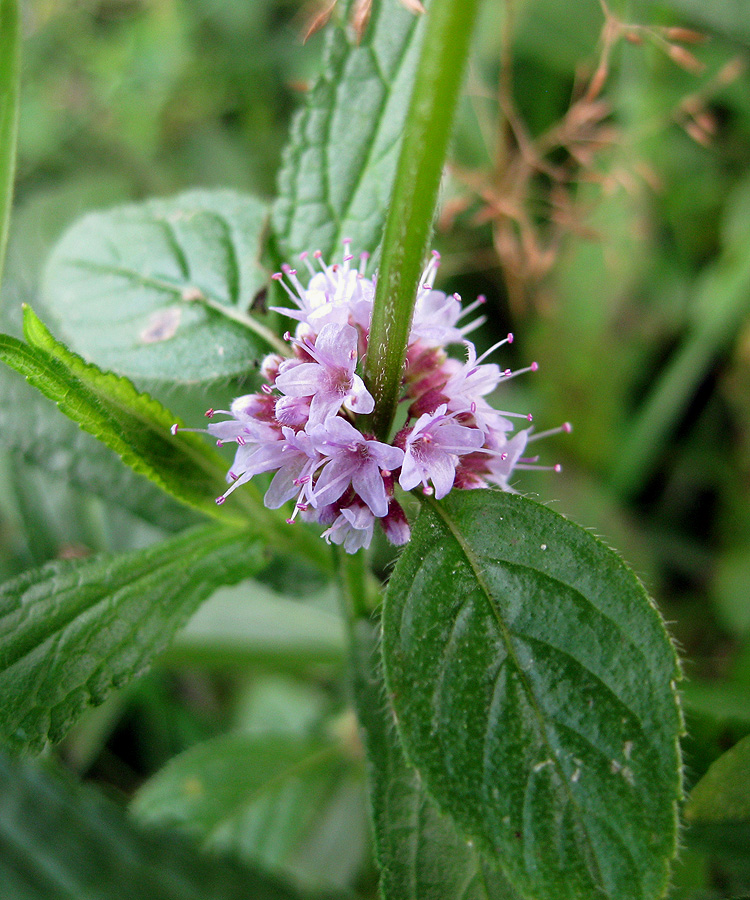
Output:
0 750 321 900
42 189 272 383
133 731 367 892
382 490 682 900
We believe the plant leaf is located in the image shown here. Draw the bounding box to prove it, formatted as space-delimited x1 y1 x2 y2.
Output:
163 581 345 672
0 0 20 289
0 749 325 900
352 619 519 900
0 307 252 525
41 189 282 383
0 522 265 753
0 363 197 531
133 731 367 891
272 0 427 263
382 490 682 900
685 733 750 824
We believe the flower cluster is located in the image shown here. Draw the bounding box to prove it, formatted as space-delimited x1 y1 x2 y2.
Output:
173 243 569 553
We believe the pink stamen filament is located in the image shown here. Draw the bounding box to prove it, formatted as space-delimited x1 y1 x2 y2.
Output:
528 422 573 443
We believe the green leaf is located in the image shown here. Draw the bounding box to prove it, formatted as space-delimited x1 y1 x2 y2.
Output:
686 734 750 824
163 581 345 672
133 731 367 891
0 522 264 753
0 0 20 289
0 750 323 900
272 0 427 263
0 363 197 532
0 307 251 526
382 490 682 900
42 189 284 384
352 619 518 900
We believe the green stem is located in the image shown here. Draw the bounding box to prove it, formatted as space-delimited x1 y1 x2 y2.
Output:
0 0 20 293
363 0 482 440
336 547 381 624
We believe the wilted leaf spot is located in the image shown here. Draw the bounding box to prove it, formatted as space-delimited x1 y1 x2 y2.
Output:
140 307 182 343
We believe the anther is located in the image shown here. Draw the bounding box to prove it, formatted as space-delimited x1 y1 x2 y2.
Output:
216 496 226 505
170 424 179 435
204 408 215 418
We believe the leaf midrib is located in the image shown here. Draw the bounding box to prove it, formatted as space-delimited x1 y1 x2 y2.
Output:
425 496 607 893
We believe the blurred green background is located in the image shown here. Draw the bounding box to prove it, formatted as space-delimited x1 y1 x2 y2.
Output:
2 0 750 896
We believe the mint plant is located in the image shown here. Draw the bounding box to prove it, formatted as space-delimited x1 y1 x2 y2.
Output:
0 0 685 898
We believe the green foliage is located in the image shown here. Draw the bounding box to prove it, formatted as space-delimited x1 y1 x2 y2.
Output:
4 0 749 896
0 749 321 900
611 177 750 498
686 734 750 824
352 619 519 900
133 730 367 891
0 363 197 532
0 306 253 526
41 190 282 383
163 581 345 672
0 0 19 287
272 0 427 263
382 491 682 900
0 523 264 753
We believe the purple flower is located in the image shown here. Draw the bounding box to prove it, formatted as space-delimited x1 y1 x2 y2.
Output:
321 501 376 553
399 404 485 499
482 429 529 492
271 245 374 333
409 252 485 347
274 323 374 426
263 427 321 511
308 416 403 517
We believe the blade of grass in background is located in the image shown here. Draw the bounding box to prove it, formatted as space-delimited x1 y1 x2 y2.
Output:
0 0 20 292
610 182 750 499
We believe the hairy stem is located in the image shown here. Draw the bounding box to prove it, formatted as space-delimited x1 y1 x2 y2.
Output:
363 0 482 440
